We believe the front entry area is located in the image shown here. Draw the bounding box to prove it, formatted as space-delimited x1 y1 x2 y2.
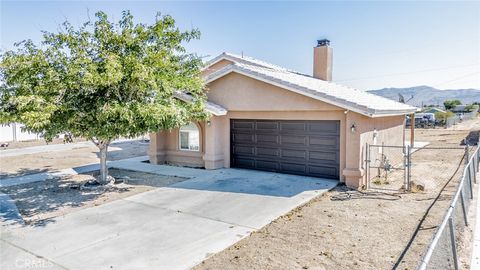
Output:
230 119 340 179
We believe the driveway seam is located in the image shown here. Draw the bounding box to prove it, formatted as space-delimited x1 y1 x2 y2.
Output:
1 238 70 270
122 197 258 230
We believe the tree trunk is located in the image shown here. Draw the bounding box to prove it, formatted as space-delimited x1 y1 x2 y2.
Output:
97 142 110 184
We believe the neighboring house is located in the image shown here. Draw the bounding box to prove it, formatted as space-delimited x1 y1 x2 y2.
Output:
451 104 479 116
0 123 40 142
423 107 446 114
149 40 417 188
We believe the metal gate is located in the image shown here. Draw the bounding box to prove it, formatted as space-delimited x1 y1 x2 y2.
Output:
365 144 409 191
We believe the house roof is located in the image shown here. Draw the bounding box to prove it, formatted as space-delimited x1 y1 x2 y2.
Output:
174 91 227 116
205 53 418 118
423 107 446 113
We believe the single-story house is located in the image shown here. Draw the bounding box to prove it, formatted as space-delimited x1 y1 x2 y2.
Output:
422 107 446 114
452 104 479 115
149 40 417 188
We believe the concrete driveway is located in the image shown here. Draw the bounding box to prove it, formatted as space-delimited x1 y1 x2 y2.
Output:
1 167 337 270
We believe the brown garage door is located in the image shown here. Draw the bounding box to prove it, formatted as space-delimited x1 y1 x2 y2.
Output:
231 119 340 179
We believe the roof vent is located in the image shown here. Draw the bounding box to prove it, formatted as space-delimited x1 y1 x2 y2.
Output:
317 39 330 47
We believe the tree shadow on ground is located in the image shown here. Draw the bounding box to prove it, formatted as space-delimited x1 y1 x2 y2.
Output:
0 172 133 227
0 167 49 179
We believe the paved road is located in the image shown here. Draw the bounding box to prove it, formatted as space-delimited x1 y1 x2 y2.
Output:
1 166 337 270
0 139 144 158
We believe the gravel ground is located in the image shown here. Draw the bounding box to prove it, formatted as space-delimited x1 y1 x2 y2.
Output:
195 118 479 270
0 168 187 226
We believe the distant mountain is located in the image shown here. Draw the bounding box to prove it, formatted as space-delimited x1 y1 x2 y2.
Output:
368 86 480 107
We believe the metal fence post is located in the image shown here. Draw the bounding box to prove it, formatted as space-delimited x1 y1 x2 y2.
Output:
460 190 468 226
365 143 370 190
465 145 470 165
407 145 411 191
472 162 477 185
449 216 459 270
468 165 474 199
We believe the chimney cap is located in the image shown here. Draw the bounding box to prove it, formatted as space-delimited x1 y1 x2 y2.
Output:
317 39 330 47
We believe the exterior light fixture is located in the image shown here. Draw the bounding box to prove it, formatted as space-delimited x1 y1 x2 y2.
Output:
350 123 356 133
207 120 211 126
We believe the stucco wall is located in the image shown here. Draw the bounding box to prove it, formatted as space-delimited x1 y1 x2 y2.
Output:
206 72 343 112
149 122 206 168
343 113 406 187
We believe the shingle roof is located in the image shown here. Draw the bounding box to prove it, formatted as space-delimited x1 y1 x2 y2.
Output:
205 53 418 117
174 91 227 116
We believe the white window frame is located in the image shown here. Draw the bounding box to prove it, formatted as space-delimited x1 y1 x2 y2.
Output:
178 123 200 152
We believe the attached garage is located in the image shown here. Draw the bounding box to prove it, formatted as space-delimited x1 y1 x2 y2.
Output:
230 119 340 179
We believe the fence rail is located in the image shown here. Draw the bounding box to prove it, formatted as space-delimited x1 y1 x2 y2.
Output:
417 143 480 270
445 111 478 128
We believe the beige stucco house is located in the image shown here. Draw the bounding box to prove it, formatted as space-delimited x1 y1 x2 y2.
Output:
149 40 417 188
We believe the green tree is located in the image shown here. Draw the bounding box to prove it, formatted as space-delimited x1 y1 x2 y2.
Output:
434 111 455 125
443 99 462 110
464 104 479 112
0 11 208 184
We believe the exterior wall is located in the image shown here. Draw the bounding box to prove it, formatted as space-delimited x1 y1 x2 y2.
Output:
343 113 406 188
148 122 206 168
206 73 342 111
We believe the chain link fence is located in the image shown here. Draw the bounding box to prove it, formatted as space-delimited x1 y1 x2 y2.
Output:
365 144 407 191
366 144 470 193
446 112 478 128
417 145 479 270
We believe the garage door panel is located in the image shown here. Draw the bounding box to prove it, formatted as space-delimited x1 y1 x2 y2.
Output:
231 119 339 180
308 121 339 134
232 120 255 130
282 149 307 160
309 151 339 163
256 134 279 144
308 165 338 178
233 145 255 155
232 158 255 168
256 121 279 130
257 147 280 157
281 135 307 146
256 160 279 171
232 133 254 143
309 136 339 148
280 122 307 132
280 163 307 174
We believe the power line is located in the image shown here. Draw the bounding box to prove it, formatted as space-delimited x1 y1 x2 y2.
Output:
336 63 479 82
431 71 479 88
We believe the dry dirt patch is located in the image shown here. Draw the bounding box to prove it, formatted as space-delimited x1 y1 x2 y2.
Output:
195 120 478 270
0 168 187 226
0 140 148 178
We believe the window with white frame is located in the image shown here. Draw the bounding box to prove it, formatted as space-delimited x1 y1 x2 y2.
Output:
179 122 200 151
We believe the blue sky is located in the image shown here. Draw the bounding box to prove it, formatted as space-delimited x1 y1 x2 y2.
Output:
1 1 479 90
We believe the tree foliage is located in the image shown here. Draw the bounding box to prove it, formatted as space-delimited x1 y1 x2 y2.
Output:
443 99 462 110
0 11 208 143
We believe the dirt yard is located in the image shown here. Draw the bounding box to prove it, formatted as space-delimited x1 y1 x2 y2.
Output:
0 140 149 178
0 168 187 226
1 137 87 149
195 117 479 270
